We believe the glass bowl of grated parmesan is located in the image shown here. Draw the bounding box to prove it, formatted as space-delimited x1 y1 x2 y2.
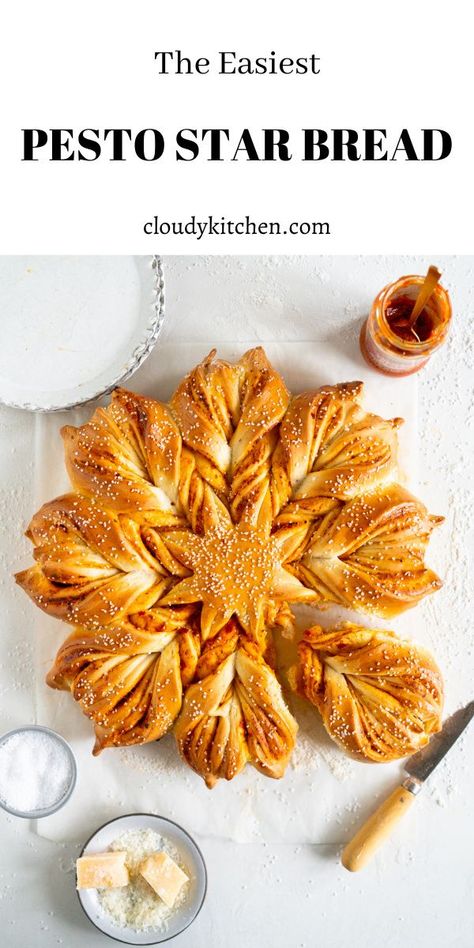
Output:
76 813 207 944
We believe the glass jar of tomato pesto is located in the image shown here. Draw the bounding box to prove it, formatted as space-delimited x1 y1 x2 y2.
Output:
360 274 452 376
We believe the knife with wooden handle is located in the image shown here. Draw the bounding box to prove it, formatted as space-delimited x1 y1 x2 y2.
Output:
342 700 474 872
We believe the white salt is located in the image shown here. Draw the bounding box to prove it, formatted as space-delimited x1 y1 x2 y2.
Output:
0 730 74 813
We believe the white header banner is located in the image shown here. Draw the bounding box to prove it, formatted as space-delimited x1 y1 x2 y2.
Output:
1 0 471 253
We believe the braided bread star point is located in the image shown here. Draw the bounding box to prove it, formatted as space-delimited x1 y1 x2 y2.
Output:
290 622 443 762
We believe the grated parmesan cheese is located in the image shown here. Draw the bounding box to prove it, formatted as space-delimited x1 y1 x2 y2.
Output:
96 828 190 932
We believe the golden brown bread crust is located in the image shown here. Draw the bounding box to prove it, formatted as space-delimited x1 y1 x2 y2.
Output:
290 623 443 762
272 381 402 523
61 388 183 515
15 347 444 783
47 606 200 753
286 483 443 618
16 493 175 628
174 625 298 787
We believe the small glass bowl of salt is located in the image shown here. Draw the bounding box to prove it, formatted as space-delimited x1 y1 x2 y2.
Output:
0 725 77 819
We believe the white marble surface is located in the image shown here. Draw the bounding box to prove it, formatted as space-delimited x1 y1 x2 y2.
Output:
0 256 473 948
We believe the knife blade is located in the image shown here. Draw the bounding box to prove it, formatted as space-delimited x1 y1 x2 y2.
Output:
404 699 474 787
342 700 474 871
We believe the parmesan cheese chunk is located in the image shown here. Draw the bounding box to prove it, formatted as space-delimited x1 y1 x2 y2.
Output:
139 851 188 908
76 851 129 890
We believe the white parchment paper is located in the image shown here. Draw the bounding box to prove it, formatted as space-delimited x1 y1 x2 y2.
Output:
31 340 419 844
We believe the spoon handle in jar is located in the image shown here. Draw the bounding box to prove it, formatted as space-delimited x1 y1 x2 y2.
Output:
407 265 442 329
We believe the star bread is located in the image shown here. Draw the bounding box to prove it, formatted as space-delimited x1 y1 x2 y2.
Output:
16 347 444 784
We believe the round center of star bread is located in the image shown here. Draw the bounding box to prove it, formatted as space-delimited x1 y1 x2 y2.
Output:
190 523 278 611
161 520 283 636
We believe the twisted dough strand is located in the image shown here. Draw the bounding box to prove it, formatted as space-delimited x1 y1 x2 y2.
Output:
230 348 289 530
175 622 298 787
291 484 443 617
272 382 401 525
48 606 200 753
290 623 443 762
16 494 173 628
62 388 183 516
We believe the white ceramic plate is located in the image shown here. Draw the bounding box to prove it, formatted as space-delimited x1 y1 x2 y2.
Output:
0 256 165 411
77 813 207 945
